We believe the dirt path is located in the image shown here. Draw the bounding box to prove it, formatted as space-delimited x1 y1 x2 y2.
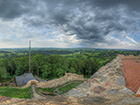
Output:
31 85 46 99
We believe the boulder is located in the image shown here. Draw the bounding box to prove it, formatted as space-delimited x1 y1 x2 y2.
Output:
123 87 134 95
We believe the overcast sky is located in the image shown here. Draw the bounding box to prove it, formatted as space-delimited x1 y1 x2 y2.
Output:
0 0 140 49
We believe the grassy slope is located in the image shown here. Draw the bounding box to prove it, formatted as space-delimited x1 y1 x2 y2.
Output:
57 83 81 94
0 87 31 99
37 82 83 95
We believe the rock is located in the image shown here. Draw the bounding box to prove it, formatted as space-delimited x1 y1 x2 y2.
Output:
123 87 134 95
116 68 122 71
85 97 110 104
100 76 108 82
109 89 119 95
91 73 101 78
87 79 100 84
120 65 122 67
65 88 88 97
112 97 140 105
108 73 114 76
93 86 106 94
105 80 118 87
77 82 91 90
110 68 115 71
106 66 112 70
100 71 109 74
115 71 123 76
116 76 126 86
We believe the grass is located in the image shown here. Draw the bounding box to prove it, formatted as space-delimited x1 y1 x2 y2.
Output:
0 87 31 99
37 87 56 94
57 83 81 94
36 81 83 95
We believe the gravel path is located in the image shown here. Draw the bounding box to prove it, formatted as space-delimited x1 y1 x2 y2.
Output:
31 85 46 99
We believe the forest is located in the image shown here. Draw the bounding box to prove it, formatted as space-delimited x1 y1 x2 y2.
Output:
0 48 140 81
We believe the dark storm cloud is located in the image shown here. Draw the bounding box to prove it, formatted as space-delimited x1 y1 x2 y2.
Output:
0 0 30 20
0 0 140 46
92 0 140 11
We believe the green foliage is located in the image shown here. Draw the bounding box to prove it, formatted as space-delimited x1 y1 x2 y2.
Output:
0 48 140 80
37 82 82 95
37 87 56 94
0 87 31 99
14 57 28 76
57 83 81 94
0 66 9 80
41 64 52 78
0 60 9 81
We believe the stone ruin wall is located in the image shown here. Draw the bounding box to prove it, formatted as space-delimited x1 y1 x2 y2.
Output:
37 73 85 88
65 56 135 102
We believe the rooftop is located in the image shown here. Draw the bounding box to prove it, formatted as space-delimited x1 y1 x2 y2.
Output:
122 59 140 93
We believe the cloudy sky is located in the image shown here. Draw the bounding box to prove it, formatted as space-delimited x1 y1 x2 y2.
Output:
0 0 140 49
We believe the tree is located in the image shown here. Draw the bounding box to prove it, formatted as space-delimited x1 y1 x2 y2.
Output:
0 67 8 80
14 57 28 76
0 62 9 80
41 64 52 78
33 54 44 76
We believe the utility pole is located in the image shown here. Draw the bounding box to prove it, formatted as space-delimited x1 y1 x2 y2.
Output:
29 40 31 73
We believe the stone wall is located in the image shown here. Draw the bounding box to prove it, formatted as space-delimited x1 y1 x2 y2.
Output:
37 73 85 88
65 56 135 104
21 80 39 88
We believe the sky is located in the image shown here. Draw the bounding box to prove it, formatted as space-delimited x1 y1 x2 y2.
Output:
0 0 140 49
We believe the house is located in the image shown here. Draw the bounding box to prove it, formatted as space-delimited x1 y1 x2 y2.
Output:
14 73 35 86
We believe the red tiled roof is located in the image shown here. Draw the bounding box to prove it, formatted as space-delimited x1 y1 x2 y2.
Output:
122 59 140 93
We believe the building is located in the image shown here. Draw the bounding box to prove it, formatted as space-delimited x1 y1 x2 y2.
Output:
14 73 35 86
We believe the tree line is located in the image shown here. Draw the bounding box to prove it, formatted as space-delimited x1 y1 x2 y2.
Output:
0 54 105 81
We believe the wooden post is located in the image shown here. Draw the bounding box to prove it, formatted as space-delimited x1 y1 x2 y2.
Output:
29 40 31 73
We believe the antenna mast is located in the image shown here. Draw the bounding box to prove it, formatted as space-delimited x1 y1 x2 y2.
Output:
29 40 31 73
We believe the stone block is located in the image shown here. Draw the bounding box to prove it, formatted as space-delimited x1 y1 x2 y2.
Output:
93 86 106 94
116 76 126 86
105 80 118 87
109 89 119 95
85 97 110 103
108 73 114 76
77 82 91 90
100 76 108 82
91 73 101 78
65 88 88 97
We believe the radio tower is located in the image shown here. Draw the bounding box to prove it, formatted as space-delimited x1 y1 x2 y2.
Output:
29 40 31 73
